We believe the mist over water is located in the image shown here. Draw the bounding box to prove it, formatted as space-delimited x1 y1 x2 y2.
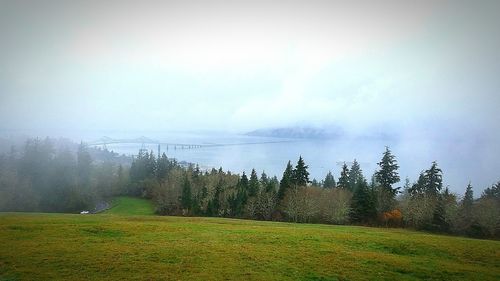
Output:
64 130 497 195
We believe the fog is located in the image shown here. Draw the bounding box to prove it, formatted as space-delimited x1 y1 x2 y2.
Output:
0 0 499 193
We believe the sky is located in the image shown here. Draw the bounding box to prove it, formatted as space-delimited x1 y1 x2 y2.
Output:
0 0 499 138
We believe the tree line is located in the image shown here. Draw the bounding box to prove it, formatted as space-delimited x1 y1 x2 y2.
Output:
0 138 498 238
0 138 126 213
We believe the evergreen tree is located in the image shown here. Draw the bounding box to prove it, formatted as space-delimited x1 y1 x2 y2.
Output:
156 153 169 180
409 172 426 196
206 198 216 216
430 193 449 232
248 169 260 197
402 177 411 194
351 179 376 223
260 171 276 193
482 181 500 201
181 175 192 211
130 149 157 183
323 171 336 188
348 159 364 191
424 161 443 195
267 176 279 193
460 182 474 229
311 178 319 187
374 146 400 195
337 163 350 189
463 182 474 214
232 172 249 216
146 150 157 178
235 188 247 217
210 180 223 216
278 161 294 200
292 156 309 186
260 171 269 188
240 172 249 190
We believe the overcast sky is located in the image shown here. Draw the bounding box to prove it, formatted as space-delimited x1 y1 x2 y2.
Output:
0 0 499 138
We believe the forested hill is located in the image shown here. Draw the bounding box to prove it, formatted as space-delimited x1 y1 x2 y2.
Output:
245 126 340 139
0 137 499 239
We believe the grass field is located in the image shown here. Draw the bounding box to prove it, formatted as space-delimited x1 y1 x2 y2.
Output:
101 197 155 216
1 205 499 280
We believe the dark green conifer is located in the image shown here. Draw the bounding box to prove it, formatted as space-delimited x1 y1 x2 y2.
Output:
248 169 260 197
338 163 350 189
323 171 336 188
278 161 294 200
292 156 309 186
348 159 363 191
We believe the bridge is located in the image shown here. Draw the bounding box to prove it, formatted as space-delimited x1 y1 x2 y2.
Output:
86 136 293 156
87 136 204 149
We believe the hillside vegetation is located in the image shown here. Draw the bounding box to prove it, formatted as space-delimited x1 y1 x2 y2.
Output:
2 138 499 240
1 212 499 281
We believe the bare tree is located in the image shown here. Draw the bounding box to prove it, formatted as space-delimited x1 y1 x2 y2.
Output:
400 194 435 229
282 187 301 222
321 189 352 224
256 191 277 221
473 198 500 237
282 187 320 223
299 187 320 223
245 197 258 219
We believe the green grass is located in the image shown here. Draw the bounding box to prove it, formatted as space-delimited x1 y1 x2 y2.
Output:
0 213 499 280
101 196 155 216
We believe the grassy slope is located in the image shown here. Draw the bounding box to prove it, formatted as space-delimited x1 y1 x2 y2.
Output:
1 213 499 281
101 196 155 216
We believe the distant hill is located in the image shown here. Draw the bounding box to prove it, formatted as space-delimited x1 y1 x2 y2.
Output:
245 126 341 139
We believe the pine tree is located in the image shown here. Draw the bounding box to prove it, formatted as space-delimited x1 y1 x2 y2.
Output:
482 181 500 201
130 150 146 183
292 156 309 186
424 161 443 195
372 148 400 213
156 153 169 180
460 182 474 229
351 179 376 223
267 176 279 193
402 177 411 194
463 182 474 213
337 163 350 189
409 172 426 196
430 193 449 232
311 178 319 187
278 161 294 200
374 146 400 195
260 171 269 188
146 150 157 178
206 198 216 217
234 174 249 217
240 172 249 190
210 180 223 216
348 159 364 191
248 169 260 197
181 175 192 211
323 171 336 188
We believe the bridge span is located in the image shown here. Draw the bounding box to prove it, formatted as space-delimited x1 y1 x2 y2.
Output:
86 136 293 155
